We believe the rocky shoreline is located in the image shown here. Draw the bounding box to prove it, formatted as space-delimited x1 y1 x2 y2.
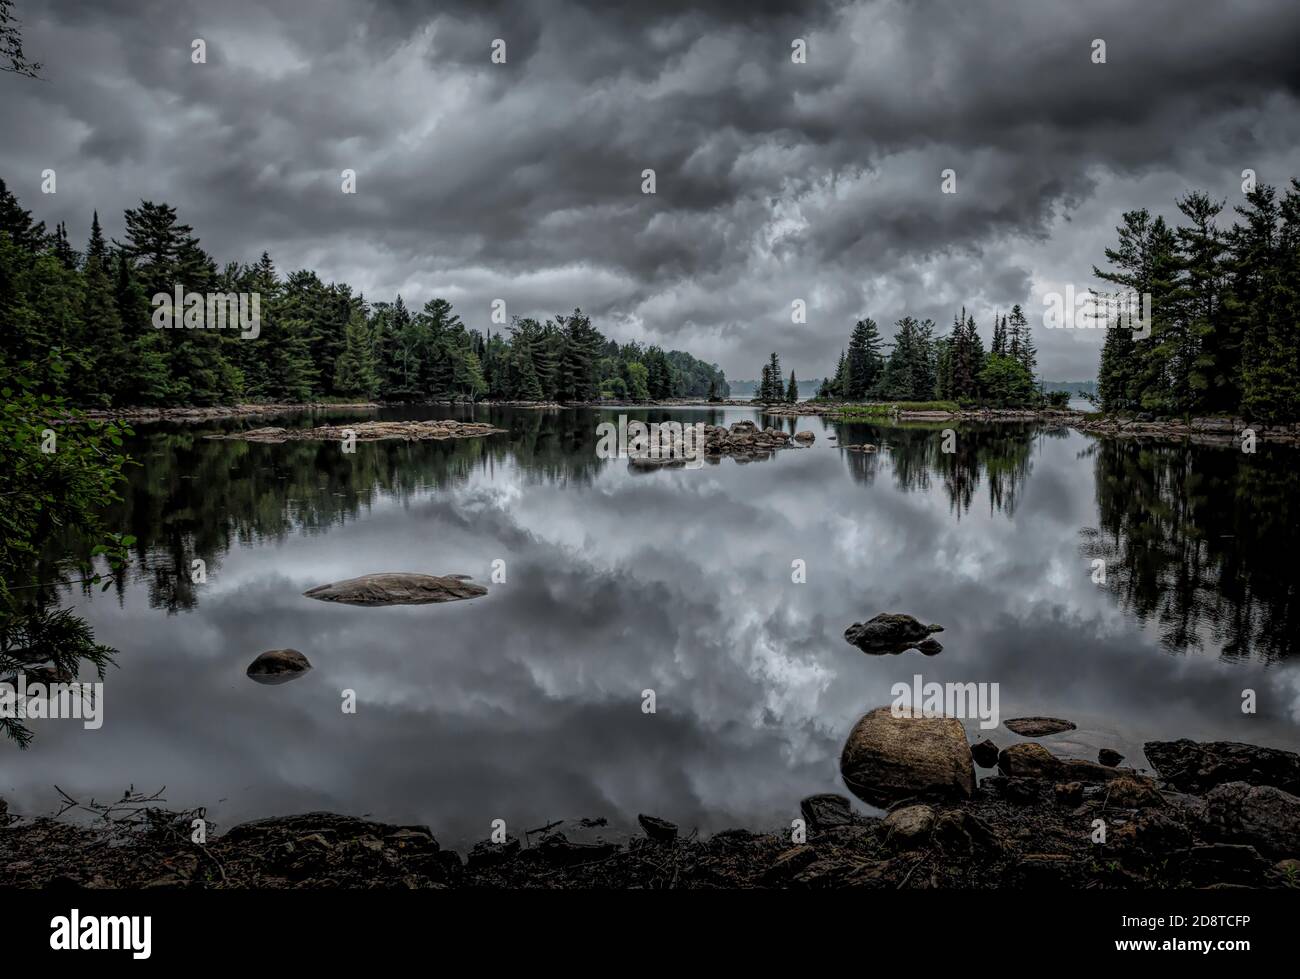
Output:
203 420 506 443
4 727 1296 890
1070 414 1300 445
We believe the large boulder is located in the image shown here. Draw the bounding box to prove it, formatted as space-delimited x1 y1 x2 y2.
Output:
304 573 488 607
844 613 944 655
1143 739 1300 795
246 648 312 685
1203 781 1300 857
840 706 975 807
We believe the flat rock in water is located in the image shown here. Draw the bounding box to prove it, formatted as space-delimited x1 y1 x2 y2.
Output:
840 706 975 807
246 648 312 684
304 572 488 607
208 420 505 443
1143 739 1300 795
1004 717 1077 737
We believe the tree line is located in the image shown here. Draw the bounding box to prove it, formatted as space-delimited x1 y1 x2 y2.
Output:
1095 179 1300 422
818 306 1040 406
0 180 729 407
749 305 1043 407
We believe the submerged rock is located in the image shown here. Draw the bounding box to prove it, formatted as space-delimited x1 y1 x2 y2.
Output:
1004 717 1077 737
844 613 944 655
793 430 815 443
840 705 976 807
304 573 487 607
1143 739 1300 795
1098 748 1125 767
246 648 312 684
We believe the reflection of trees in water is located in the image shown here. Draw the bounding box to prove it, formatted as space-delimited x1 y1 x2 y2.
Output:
1081 439 1298 662
836 421 1041 517
41 408 632 613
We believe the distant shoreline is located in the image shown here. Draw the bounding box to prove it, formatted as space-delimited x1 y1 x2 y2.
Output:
65 400 1300 445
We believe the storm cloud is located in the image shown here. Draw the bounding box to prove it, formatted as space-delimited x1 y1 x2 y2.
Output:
2 0 1299 380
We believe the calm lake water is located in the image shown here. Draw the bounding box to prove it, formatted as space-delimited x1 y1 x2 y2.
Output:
8 405 1300 845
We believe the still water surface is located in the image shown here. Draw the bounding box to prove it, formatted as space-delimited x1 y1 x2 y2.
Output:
7 406 1299 844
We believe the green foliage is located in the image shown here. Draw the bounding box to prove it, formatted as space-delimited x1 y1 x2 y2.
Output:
844 318 884 398
978 354 1036 407
0 362 130 746
1095 178 1300 422
756 352 783 401
832 400 960 417
332 306 379 398
881 316 937 401
0 181 729 408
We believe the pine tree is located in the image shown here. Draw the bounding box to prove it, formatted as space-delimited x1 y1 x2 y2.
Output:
1093 209 1163 412
79 213 126 405
0 177 45 250
1237 182 1300 422
786 370 798 402
333 305 379 397
1010 305 1035 378
991 313 1007 357
557 308 602 401
845 317 884 398
511 339 545 400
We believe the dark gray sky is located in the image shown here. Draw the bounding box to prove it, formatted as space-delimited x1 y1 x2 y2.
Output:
3 0 1299 380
